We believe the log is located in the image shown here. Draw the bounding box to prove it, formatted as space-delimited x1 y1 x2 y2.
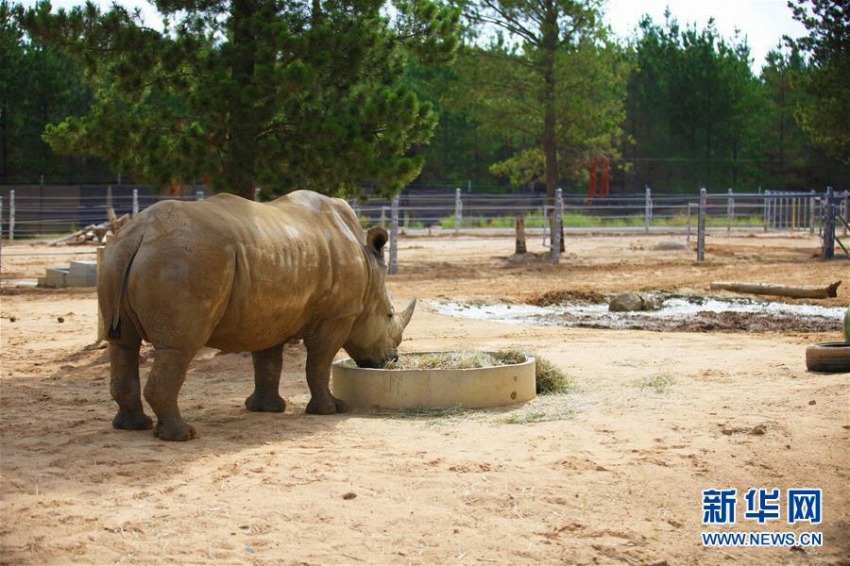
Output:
710 280 841 299
48 224 97 246
48 214 130 246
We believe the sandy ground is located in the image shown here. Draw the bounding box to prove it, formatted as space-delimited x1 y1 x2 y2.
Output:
1 230 848 565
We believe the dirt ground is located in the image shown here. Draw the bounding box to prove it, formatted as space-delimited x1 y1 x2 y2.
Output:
1 230 848 565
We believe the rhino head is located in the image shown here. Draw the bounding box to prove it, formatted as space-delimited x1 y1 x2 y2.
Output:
343 227 416 369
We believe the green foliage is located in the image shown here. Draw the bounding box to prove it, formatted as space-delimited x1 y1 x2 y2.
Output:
624 13 768 191
18 0 460 197
7 1 850 192
1 1 106 182
787 0 850 164
453 0 630 199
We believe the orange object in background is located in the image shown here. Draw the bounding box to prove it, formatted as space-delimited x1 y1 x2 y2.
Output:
587 156 610 203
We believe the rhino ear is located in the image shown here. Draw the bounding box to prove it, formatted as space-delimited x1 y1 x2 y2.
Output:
367 227 389 255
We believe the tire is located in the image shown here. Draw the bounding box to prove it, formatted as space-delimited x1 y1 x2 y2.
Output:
805 342 850 373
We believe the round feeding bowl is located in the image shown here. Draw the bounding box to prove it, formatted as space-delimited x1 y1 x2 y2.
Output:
331 351 536 410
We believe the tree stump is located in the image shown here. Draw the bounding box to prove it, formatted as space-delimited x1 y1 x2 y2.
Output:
515 215 527 254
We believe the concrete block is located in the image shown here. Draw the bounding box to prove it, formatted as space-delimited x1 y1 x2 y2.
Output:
68 260 98 287
44 267 69 288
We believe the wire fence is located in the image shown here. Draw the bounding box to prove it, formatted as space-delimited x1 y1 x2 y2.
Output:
1 185 848 266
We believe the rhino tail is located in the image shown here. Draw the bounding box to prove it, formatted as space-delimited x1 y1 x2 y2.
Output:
105 230 144 340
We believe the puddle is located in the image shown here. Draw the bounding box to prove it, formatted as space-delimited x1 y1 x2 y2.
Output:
1 279 39 288
432 295 845 333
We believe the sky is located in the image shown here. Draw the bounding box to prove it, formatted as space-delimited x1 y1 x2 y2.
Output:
38 0 809 72
604 0 808 71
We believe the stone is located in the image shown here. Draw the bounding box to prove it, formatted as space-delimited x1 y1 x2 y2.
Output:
608 292 659 312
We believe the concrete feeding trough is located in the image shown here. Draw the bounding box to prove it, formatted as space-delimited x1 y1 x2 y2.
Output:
331 351 536 410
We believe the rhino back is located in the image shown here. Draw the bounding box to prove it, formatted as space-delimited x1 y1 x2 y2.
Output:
128 192 371 352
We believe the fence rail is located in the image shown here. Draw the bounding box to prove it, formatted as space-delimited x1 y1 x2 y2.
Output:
2 186 848 266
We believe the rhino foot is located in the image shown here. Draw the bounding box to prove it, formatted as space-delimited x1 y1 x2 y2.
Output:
154 420 198 441
306 395 348 415
245 393 286 413
113 411 154 431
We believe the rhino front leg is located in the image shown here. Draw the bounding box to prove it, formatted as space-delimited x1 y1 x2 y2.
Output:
144 347 198 441
109 328 154 431
303 320 351 415
246 343 286 413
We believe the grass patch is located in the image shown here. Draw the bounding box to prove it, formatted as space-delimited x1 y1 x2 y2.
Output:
635 373 677 394
437 211 766 230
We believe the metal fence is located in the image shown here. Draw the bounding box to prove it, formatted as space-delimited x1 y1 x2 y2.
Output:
1 185 848 266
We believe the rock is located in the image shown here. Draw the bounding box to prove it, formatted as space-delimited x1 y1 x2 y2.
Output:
608 292 660 312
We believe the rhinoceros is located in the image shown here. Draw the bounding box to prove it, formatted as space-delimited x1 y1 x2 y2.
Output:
98 190 415 441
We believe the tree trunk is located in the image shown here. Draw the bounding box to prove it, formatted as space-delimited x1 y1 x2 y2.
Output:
515 215 527 254
541 1 562 253
709 281 841 299
224 0 260 200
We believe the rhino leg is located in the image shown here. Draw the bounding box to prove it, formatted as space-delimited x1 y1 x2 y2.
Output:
110 324 154 431
246 343 286 412
144 347 198 441
304 320 350 415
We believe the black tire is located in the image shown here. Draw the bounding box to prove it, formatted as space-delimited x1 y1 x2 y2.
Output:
805 342 850 373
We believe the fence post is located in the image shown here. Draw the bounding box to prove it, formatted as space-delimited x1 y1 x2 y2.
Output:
454 188 462 234
132 189 139 217
763 191 769 232
686 202 693 243
551 188 563 265
822 187 835 259
389 196 399 275
726 188 734 233
809 190 816 234
9 190 15 241
697 187 706 262
644 186 652 233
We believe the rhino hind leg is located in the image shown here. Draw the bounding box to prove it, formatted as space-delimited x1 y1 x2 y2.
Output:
109 325 154 431
246 343 287 413
144 347 198 441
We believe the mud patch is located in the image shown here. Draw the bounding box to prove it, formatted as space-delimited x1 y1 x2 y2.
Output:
433 295 845 334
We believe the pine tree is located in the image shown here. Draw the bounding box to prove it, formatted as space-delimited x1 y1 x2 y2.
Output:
18 0 459 198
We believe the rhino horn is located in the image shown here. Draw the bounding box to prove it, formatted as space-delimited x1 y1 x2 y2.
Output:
398 298 417 331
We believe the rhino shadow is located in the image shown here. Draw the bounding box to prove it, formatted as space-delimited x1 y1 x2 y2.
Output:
2 342 357 465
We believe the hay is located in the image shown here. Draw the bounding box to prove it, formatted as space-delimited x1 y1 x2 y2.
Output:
378 349 575 395
382 351 504 371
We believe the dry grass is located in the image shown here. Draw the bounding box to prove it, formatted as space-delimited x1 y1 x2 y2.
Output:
635 373 677 394
382 350 506 370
